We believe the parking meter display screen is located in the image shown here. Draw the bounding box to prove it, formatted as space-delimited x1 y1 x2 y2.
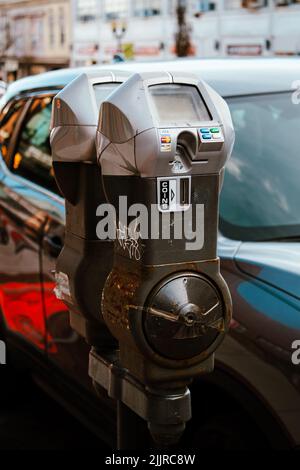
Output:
93 83 120 108
149 84 212 126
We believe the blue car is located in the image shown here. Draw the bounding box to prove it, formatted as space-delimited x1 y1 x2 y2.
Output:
0 58 299 449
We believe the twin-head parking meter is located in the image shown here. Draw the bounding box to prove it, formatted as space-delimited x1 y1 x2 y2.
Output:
51 70 235 447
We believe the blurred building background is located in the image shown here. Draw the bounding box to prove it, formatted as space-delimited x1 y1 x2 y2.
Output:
0 0 70 80
72 0 300 65
0 0 300 80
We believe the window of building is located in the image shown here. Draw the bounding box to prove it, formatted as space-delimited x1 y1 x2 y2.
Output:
48 9 55 48
167 0 176 14
133 0 161 17
13 16 26 56
191 1 216 13
0 99 26 166
105 0 128 20
77 0 97 21
12 97 59 194
224 0 243 8
226 0 267 8
276 0 300 5
30 15 44 55
58 7 66 46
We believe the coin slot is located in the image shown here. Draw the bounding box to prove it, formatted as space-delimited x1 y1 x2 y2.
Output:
180 178 190 206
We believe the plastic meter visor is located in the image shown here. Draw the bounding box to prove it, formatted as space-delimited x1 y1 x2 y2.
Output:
51 70 132 166
50 70 132 203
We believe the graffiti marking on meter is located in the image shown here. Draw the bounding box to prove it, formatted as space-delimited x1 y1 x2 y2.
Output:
159 178 177 212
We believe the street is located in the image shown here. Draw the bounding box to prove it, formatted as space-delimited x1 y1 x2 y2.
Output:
0 369 108 450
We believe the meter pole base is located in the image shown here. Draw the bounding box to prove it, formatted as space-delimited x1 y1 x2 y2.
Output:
89 348 192 449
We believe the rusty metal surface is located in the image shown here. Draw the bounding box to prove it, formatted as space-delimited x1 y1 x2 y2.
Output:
102 265 141 335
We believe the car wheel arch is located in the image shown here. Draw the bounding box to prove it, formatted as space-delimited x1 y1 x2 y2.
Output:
188 337 297 449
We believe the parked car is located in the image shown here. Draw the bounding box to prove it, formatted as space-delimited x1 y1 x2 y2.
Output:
0 81 7 99
0 58 299 450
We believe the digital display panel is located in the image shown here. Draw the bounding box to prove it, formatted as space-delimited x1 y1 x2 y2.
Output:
149 84 212 126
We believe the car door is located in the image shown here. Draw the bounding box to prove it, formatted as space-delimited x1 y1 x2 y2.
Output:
42 212 94 391
0 96 48 353
8 93 95 390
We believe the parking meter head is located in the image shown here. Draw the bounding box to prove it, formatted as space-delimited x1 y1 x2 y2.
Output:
51 70 131 202
97 71 234 179
96 71 234 378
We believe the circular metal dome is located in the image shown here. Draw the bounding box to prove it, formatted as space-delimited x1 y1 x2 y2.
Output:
143 273 225 360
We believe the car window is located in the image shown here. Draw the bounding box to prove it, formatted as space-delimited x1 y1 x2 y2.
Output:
12 96 59 194
0 99 27 166
220 92 300 241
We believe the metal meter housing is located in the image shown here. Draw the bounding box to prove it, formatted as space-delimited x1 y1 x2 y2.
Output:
96 71 234 381
50 70 131 345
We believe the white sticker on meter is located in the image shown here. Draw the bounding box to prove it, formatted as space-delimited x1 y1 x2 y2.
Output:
157 176 191 212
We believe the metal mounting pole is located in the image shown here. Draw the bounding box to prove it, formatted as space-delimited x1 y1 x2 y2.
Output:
117 401 150 450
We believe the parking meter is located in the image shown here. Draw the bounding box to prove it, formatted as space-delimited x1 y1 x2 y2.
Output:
90 71 235 445
50 70 131 346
